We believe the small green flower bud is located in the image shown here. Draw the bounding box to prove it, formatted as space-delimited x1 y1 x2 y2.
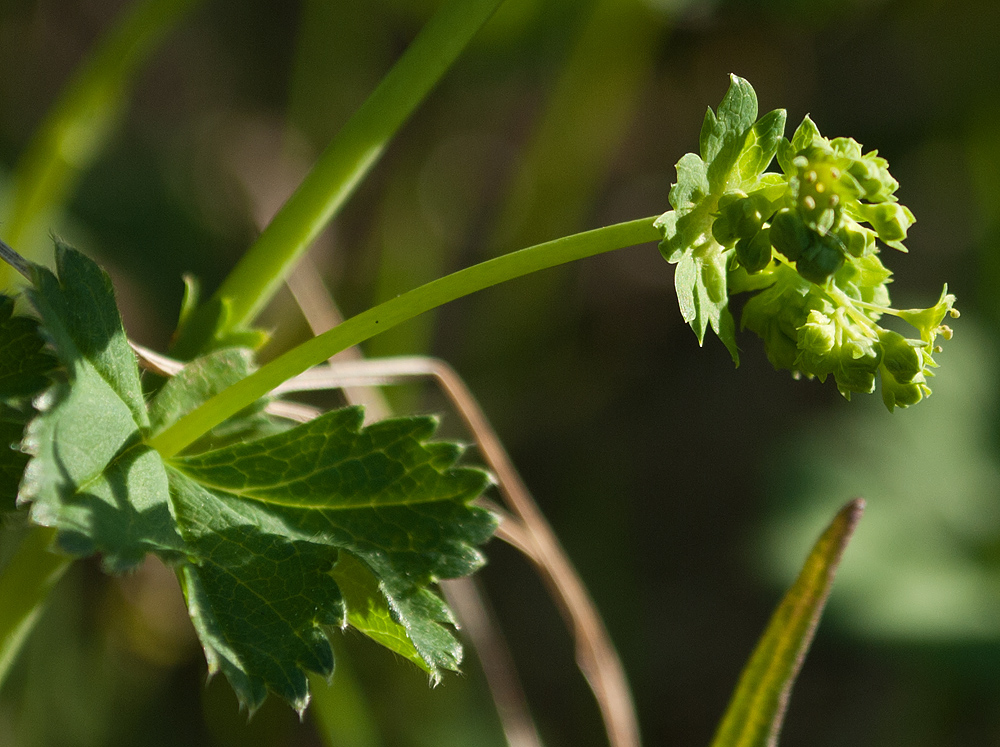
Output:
795 232 845 285
768 209 808 261
835 254 893 307
857 202 915 243
830 137 863 160
711 214 737 246
834 220 874 258
878 329 923 385
880 364 929 411
736 228 773 274
835 338 881 395
711 193 746 246
798 310 836 356
847 152 898 202
733 193 772 239
714 193 771 246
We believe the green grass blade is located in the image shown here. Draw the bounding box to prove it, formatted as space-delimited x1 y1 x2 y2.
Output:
150 216 661 458
172 0 507 356
0 526 70 689
0 0 200 290
710 498 865 747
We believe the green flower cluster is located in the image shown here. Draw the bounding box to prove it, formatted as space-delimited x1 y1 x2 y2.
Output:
655 75 957 410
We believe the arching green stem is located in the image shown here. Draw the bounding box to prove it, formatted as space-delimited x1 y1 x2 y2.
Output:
151 216 662 458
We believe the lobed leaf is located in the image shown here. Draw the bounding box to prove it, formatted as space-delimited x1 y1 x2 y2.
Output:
172 467 347 714
1 241 498 712
166 406 496 710
709 499 864 747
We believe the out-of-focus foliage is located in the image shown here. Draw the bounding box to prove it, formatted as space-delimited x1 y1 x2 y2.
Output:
763 321 1000 638
0 0 997 745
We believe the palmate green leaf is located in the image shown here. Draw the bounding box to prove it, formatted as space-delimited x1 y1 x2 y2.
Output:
710 499 864 747
18 243 183 569
166 406 496 713
2 241 498 712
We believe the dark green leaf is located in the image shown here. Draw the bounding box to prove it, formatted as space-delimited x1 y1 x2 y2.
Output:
710 499 864 747
0 295 57 512
172 467 345 715
330 552 434 673
0 407 30 513
5 241 498 712
0 295 56 402
167 407 496 712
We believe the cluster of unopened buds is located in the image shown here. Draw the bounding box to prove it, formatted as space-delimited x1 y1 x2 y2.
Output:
656 75 957 410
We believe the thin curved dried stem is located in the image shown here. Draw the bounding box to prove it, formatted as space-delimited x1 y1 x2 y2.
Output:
442 576 544 747
309 356 641 747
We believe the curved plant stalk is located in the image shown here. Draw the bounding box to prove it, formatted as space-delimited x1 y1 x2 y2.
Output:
171 0 507 356
0 526 71 688
283 258 395 423
151 216 662 457
711 499 865 747
0 0 201 290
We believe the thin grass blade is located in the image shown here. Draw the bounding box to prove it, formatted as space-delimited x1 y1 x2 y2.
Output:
710 498 865 747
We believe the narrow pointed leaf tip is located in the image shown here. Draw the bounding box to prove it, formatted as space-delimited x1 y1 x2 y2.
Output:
710 498 864 747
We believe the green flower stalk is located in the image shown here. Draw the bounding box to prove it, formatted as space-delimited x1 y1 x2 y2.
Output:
655 75 957 410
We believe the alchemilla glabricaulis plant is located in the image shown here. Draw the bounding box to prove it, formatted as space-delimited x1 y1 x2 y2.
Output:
656 76 957 411
0 30 957 745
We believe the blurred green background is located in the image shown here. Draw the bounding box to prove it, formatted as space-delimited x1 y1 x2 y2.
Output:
0 0 998 744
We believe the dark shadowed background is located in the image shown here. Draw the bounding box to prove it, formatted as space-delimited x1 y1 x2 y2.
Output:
1 0 998 745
